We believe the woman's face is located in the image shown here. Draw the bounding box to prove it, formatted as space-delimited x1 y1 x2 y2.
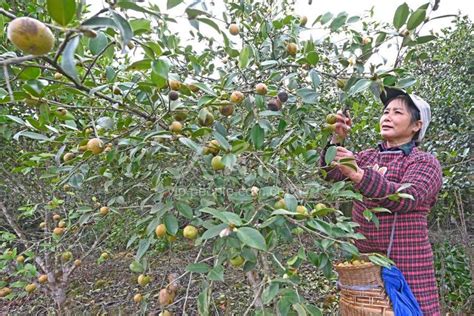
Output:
379 98 421 143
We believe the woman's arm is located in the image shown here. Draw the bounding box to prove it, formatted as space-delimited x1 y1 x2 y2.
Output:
354 154 442 212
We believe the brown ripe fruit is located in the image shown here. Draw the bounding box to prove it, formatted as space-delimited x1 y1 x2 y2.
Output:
255 83 268 95
159 288 174 306
188 83 199 92
299 16 308 26
287 43 298 56
277 91 289 103
230 91 244 103
168 91 179 101
16 255 25 264
206 140 220 155
7 17 55 55
183 225 198 240
53 227 65 236
168 79 181 91
228 23 239 36
63 152 74 162
133 293 143 303
219 104 234 117
0 287 12 297
25 283 37 293
169 121 183 133
87 138 105 154
53 214 61 221
58 220 66 228
326 113 337 124
54 72 63 80
362 37 371 45
159 310 172 316
155 223 167 238
137 274 151 287
267 98 282 111
38 274 48 284
74 259 82 267
39 222 46 229
99 206 109 216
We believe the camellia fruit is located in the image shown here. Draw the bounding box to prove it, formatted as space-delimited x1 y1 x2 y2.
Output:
168 91 179 101
299 16 308 26
219 104 234 117
168 79 181 91
159 311 172 316
228 23 239 36
198 108 214 127
229 255 245 267
58 220 66 228
100 252 110 260
267 99 282 111
204 140 220 155
211 156 225 171
155 223 167 238
169 121 183 133
296 205 309 219
53 227 64 236
61 251 73 261
255 83 268 95
0 287 12 297
38 274 48 284
183 225 198 240
39 221 46 229
230 91 244 103
274 198 286 210
173 110 187 121
7 17 55 55
159 288 174 306
326 113 337 124
87 138 105 154
63 152 74 162
99 206 109 216
54 72 63 80
74 259 82 267
16 255 25 264
277 91 288 103
137 274 151 287
53 214 61 221
287 43 298 56
25 283 37 293
133 293 143 303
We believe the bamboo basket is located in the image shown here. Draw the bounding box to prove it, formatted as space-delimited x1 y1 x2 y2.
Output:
334 256 394 315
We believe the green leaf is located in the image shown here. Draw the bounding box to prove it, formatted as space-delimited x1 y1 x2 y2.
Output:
5 115 26 125
179 137 201 153
262 282 279 304
176 202 193 219
305 304 323 316
397 77 417 89
151 59 169 87
340 242 359 256
398 193 414 200
129 260 144 273
197 17 221 33
208 265 224 281
222 153 237 169
61 36 80 80
192 82 216 96
47 0 76 26
186 262 211 273
89 32 108 55
296 88 318 104
324 146 337 165
136 238 151 260
306 51 319 65
213 131 231 151
239 45 251 69
163 213 179 235
201 223 228 240
407 8 426 30
236 227 267 251
416 35 436 44
111 11 133 46
329 12 347 31
13 131 49 141
393 3 409 30
396 183 413 192
82 16 117 28
284 193 297 212
167 0 183 9
348 79 371 96
309 69 321 89
250 124 264 149
293 303 307 316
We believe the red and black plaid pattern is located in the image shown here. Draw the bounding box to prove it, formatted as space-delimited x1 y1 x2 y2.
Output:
324 145 443 315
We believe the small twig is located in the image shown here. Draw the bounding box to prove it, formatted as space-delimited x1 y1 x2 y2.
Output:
0 55 38 66
81 41 116 84
3 64 14 101
182 240 207 314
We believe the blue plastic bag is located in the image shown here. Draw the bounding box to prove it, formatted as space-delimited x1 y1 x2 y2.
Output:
382 266 422 316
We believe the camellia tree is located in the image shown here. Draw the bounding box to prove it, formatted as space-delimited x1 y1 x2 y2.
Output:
0 0 450 314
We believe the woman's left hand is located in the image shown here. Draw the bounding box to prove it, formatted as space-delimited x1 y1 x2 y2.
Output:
334 147 364 184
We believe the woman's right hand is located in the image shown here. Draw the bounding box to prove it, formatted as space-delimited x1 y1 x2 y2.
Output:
331 110 352 143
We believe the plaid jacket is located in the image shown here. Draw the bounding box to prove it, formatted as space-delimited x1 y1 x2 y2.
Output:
324 141 442 315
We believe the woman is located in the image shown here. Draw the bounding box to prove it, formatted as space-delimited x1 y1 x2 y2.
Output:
323 87 442 315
